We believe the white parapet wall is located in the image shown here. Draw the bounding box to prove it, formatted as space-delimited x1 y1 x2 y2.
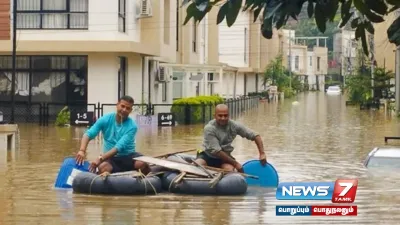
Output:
0 124 18 150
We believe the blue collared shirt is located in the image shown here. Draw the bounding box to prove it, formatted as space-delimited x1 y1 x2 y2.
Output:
85 112 137 156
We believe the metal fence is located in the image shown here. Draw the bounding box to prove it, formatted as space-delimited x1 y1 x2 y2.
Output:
0 96 260 126
0 101 43 123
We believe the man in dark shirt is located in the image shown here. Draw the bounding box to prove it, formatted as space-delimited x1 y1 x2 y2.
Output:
194 104 267 172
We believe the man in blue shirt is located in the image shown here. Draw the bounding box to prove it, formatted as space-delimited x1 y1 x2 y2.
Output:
75 95 150 175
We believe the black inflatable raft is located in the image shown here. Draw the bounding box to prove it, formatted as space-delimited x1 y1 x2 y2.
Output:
161 154 248 195
72 171 162 195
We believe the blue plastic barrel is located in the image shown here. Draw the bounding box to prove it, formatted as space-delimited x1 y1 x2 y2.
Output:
242 160 279 188
54 157 90 189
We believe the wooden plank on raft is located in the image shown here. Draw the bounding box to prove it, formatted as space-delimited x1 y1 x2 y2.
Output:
209 172 224 188
191 158 214 178
133 156 217 177
153 148 197 158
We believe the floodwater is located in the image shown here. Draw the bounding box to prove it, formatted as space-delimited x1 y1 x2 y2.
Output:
1 92 400 225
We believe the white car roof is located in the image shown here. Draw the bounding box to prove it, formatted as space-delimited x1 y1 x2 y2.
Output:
372 147 400 158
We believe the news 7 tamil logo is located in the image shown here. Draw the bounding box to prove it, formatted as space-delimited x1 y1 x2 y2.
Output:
276 179 358 203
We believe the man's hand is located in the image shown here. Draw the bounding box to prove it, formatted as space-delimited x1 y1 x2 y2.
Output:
259 152 267 166
89 158 101 173
234 162 244 173
76 150 86 165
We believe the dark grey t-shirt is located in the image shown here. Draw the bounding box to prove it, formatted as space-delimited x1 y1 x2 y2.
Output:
201 119 259 159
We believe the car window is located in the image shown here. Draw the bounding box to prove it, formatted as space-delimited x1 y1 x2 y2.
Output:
367 157 400 168
328 87 339 91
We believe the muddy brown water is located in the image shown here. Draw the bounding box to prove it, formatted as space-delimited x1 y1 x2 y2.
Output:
1 92 400 224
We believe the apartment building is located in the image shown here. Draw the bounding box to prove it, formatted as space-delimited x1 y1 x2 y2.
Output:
158 3 237 104
283 29 328 91
218 10 286 97
0 0 288 115
332 29 356 78
374 10 400 111
0 0 177 110
0 0 226 111
374 11 399 73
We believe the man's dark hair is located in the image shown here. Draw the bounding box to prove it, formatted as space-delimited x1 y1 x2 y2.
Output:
119 95 134 104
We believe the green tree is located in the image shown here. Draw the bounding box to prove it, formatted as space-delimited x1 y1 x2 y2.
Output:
182 0 400 56
262 54 286 89
345 72 371 103
345 66 394 103
372 68 395 98
262 55 304 97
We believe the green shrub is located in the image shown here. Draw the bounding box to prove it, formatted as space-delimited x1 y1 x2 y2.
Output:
171 95 224 124
282 87 295 99
248 91 268 98
55 106 70 126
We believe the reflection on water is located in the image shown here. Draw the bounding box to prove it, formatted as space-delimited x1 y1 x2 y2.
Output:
1 92 400 224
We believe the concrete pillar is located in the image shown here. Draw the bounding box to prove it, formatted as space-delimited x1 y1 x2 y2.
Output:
204 72 208 95
185 71 190 97
233 71 238 98
218 68 223 95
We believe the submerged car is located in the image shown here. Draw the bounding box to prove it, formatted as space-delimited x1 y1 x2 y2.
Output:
364 147 400 169
326 86 341 95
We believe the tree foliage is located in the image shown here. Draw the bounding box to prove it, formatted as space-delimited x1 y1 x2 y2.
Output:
262 55 304 97
345 66 394 103
182 0 400 56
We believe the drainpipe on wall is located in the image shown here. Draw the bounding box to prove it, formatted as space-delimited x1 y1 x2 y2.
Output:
141 55 145 106
395 47 400 113
258 28 261 69
258 26 261 92
147 59 153 115
203 18 207 95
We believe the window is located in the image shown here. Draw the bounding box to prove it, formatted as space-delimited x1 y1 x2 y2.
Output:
309 56 312 66
17 0 89 29
244 28 247 63
172 71 184 99
367 157 400 169
192 21 197 52
295 56 299 70
0 55 88 104
164 0 170 44
176 0 179 51
118 57 126 99
317 57 321 71
118 0 126 32
207 73 214 95
162 82 167 102
208 83 214 95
